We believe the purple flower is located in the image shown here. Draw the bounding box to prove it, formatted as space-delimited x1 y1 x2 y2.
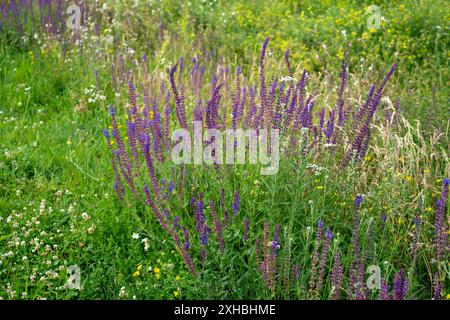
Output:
380 213 387 234
434 178 449 261
232 191 240 215
393 269 409 300
354 194 363 207
210 201 224 251
173 216 180 230
341 64 397 168
168 181 174 193
169 63 188 129
330 252 343 300
271 224 281 257
412 215 421 258
182 226 190 251
315 227 333 296
243 218 250 242
378 279 391 300
108 105 116 116
163 208 170 220
195 193 205 234
293 264 301 280
324 110 335 143
433 272 443 300
258 37 270 124
200 224 208 246
309 220 324 296
223 209 229 227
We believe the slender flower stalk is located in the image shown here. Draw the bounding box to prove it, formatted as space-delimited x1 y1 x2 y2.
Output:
232 191 240 215
169 64 188 129
341 64 397 168
433 272 443 300
210 201 224 251
330 252 343 300
393 269 409 300
258 37 270 126
243 218 250 242
108 106 135 193
200 223 209 262
353 195 363 260
315 227 333 298
434 178 449 262
195 193 205 234
309 220 324 297
142 142 161 201
412 215 421 262
181 226 196 275
378 279 391 300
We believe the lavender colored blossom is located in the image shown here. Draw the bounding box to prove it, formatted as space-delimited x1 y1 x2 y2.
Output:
330 252 343 300
393 269 409 300
258 37 270 124
168 181 174 193
433 272 443 300
169 64 188 129
434 178 449 261
210 201 224 251
243 218 250 242
412 215 421 259
232 191 240 215
378 279 391 300
315 227 333 296
271 224 281 257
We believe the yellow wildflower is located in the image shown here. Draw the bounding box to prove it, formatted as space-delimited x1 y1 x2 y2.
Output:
316 186 324 190
173 290 180 298
406 176 413 183
153 267 160 274
133 270 140 277
175 275 181 281
137 264 142 271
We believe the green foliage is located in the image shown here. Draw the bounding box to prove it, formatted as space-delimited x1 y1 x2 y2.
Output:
0 0 448 300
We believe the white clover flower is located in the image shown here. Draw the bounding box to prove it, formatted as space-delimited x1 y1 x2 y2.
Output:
81 212 90 221
119 287 127 298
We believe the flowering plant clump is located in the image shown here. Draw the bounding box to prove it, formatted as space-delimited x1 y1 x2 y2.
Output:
0 0 448 301
102 37 448 299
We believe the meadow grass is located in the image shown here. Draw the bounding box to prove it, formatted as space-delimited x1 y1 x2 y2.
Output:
0 0 448 300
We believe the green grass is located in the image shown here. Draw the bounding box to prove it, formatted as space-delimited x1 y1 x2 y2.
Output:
0 0 449 300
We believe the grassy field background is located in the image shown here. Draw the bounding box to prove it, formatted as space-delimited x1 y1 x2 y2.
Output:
0 0 449 300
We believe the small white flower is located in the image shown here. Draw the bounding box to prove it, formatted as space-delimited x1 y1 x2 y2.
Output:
81 212 90 221
119 287 127 298
132 233 140 240
141 238 150 251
